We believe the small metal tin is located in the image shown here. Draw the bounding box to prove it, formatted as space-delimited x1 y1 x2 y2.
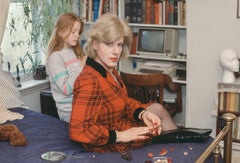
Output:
41 151 67 161
152 157 172 163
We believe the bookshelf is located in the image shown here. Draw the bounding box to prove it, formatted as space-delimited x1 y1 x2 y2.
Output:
118 0 187 84
217 82 240 143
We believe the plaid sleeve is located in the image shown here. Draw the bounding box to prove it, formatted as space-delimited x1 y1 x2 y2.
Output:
70 72 111 146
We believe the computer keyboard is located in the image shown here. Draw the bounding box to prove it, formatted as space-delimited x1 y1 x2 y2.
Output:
138 68 163 74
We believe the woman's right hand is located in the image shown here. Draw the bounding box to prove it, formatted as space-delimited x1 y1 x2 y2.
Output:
115 127 151 143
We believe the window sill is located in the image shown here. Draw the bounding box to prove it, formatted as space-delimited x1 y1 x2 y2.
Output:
18 78 50 96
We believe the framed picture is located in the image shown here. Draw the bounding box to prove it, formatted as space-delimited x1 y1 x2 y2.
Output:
238 0 240 18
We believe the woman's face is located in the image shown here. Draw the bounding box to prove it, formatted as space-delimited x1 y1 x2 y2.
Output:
61 21 81 48
93 37 124 72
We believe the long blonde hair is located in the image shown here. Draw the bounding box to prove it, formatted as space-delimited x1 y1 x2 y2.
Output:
85 13 133 59
46 12 84 59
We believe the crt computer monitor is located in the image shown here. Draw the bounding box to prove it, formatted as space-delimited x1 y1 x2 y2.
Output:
137 28 178 57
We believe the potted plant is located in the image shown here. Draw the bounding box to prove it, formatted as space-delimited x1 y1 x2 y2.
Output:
17 51 45 80
25 52 47 80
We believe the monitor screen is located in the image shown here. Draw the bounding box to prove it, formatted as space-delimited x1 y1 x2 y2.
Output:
138 29 165 53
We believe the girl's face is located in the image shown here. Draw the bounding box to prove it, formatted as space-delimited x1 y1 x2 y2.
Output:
93 37 124 72
62 21 81 48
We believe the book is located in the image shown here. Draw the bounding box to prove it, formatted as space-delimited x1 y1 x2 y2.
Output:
177 0 184 25
145 0 155 24
109 0 118 15
117 0 125 18
238 94 240 112
103 0 110 13
135 0 143 23
218 82 240 112
223 92 228 111
150 0 155 24
218 91 224 111
79 0 88 22
226 92 231 111
232 117 237 139
154 0 163 24
229 92 236 112
113 0 118 15
93 0 100 21
162 0 166 25
130 33 138 54
124 0 132 23
236 117 240 140
141 0 146 23
131 0 138 23
88 0 93 22
182 0 186 25
98 0 104 17
168 0 174 25
173 0 178 25
164 0 169 25
234 93 239 112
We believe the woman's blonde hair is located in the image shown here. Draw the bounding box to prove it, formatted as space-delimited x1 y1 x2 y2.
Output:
85 13 133 59
46 12 84 59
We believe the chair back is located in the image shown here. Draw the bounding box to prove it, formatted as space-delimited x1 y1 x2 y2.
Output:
120 71 182 117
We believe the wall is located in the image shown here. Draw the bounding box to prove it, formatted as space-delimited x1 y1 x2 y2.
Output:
187 0 240 136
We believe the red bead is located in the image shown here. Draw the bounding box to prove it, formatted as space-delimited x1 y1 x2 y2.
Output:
147 152 154 158
160 149 168 156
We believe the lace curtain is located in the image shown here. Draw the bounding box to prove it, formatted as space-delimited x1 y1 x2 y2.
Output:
0 0 10 69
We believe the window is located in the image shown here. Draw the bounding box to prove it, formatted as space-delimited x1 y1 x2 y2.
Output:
2 2 34 76
2 0 79 79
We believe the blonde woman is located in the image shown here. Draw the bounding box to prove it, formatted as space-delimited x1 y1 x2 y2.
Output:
70 13 178 153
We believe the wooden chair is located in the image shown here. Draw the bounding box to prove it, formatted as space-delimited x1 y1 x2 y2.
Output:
120 71 182 117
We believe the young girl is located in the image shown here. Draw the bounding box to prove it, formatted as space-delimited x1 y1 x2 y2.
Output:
46 12 86 123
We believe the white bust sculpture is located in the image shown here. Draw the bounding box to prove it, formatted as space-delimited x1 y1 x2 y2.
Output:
219 49 239 83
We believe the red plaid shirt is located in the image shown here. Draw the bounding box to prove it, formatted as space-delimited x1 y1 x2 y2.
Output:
70 58 150 152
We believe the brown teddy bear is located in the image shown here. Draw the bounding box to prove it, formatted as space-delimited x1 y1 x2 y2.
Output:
0 124 26 146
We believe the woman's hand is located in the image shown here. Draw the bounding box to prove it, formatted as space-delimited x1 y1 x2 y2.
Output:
141 110 162 136
115 111 162 143
115 127 151 143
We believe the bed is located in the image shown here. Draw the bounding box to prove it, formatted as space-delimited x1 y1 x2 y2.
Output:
0 71 229 163
0 107 223 163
